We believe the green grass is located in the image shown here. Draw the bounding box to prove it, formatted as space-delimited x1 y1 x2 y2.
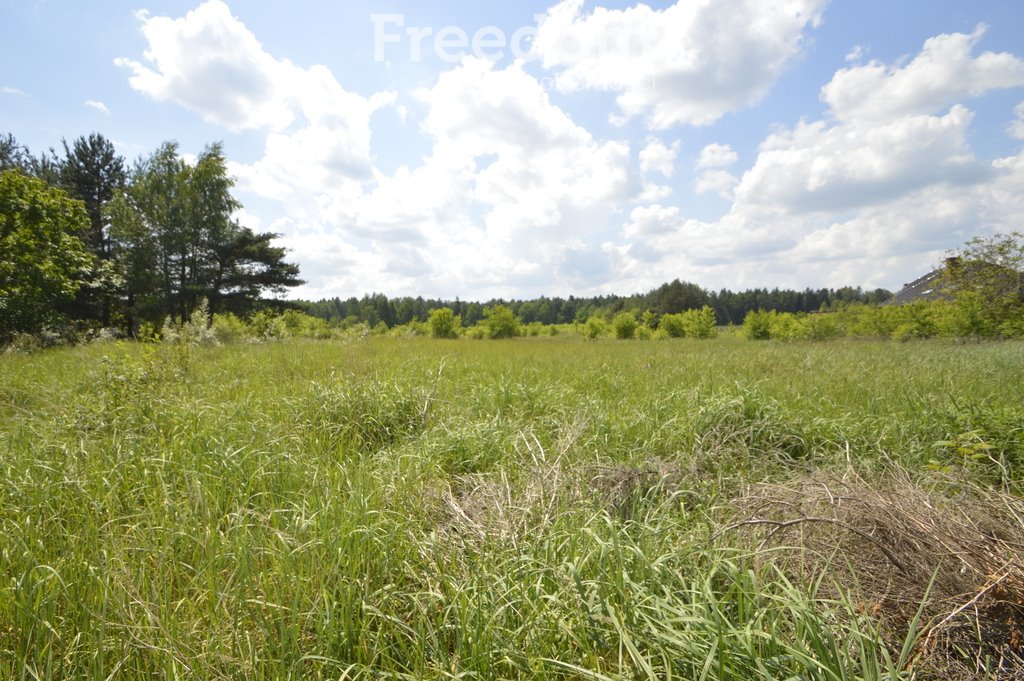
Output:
1 336 1022 679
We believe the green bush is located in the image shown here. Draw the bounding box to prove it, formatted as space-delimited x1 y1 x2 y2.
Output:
484 305 520 339
684 306 718 339
743 310 773 340
211 312 250 343
428 307 461 339
613 312 638 339
282 309 334 339
660 313 686 338
585 315 607 340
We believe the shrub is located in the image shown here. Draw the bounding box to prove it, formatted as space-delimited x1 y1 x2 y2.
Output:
584 315 607 340
743 310 773 340
428 307 461 339
768 312 809 341
162 300 218 346
211 312 250 343
660 313 686 338
282 310 333 339
249 310 287 340
613 312 638 340
683 306 718 339
484 305 520 339
805 314 843 341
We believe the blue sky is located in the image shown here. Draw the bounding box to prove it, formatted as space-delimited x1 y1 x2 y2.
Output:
3 1 1024 300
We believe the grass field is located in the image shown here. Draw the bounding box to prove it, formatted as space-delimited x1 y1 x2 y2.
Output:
1 336 1022 679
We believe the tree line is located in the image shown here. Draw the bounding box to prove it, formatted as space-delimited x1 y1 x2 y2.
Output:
298 280 893 330
0 132 301 343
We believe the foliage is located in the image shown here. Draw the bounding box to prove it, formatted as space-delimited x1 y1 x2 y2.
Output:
300 283 894 331
945 231 1024 336
428 307 461 339
54 134 127 326
107 142 302 332
584 314 607 340
612 311 638 339
743 309 773 340
0 170 91 342
668 305 719 338
484 304 520 339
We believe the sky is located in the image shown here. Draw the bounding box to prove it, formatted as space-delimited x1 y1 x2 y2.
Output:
3 1 1024 301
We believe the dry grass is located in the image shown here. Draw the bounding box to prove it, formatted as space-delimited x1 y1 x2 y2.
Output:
435 454 685 547
719 468 1024 678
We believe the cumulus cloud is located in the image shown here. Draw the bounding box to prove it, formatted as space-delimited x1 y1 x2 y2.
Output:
84 100 110 114
822 25 1024 123
613 28 1024 294
116 0 395 194
232 56 637 299
1010 101 1024 140
735 105 986 214
116 2 296 131
371 57 635 295
639 138 681 177
697 143 739 169
533 0 826 129
119 0 398 226
695 170 739 198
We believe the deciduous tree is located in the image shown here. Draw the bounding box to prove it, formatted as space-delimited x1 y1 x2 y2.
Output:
0 170 90 341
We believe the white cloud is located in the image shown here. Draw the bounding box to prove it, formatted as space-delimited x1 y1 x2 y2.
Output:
695 170 739 198
84 100 110 114
121 0 396 214
822 25 1024 123
624 204 686 238
844 45 864 63
533 0 826 129
697 143 739 169
636 182 673 203
115 0 395 167
228 56 638 299
378 57 635 294
735 105 985 214
1010 101 1024 140
1 86 26 96
639 138 681 177
611 28 1024 294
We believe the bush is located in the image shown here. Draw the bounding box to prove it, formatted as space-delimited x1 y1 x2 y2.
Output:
660 313 686 338
211 312 250 343
584 315 607 340
484 305 520 339
613 312 638 340
428 307 461 339
162 300 218 346
743 310 773 340
684 306 718 339
282 310 334 339
466 324 489 340
249 310 287 340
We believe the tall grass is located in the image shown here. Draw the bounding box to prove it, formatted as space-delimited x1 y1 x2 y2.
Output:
0 337 1021 678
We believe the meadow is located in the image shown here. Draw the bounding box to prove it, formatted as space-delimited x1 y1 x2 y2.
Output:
1 335 1022 679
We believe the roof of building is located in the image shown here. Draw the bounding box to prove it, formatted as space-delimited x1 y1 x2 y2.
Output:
886 258 1023 306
